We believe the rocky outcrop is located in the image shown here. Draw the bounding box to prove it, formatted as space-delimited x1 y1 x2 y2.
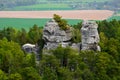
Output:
22 19 101 61
81 21 101 51
42 19 100 51
43 19 72 50
22 43 40 60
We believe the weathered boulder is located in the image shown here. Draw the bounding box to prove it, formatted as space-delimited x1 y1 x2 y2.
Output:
81 20 101 51
43 19 72 50
22 43 36 53
22 43 40 60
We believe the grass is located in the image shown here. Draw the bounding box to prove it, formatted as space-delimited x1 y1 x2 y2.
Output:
11 0 111 11
0 18 50 30
12 3 72 10
0 14 119 31
0 18 81 31
115 11 120 16
107 16 120 21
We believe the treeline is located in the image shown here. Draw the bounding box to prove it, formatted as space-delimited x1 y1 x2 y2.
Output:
0 0 37 10
0 0 120 11
0 24 43 45
0 19 120 80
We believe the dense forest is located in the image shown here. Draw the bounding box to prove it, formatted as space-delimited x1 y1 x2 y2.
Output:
0 0 120 11
0 14 120 80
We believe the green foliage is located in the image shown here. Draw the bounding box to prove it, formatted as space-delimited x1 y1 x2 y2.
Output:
9 73 22 80
0 38 24 73
0 27 17 41
28 24 43 44
42 67 58 80
51 45 78 67
72 28 81 43
99 32 108 52
0 70 8 80
82 69 94 80
98 20 120 62
0 18 120 80
20 67 41 80
57 67 72 80
98 20 120 38
16 28 27 45
40 55 59 80
53 14 70 30
23 53 36 68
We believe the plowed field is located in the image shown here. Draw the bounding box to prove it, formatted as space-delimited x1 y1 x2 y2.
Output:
0 10 114 20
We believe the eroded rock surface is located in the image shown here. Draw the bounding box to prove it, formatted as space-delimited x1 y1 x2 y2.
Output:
22 43 40 60
22 20 101 61
81 21 101 51
43 19 72 50
43 19 100 51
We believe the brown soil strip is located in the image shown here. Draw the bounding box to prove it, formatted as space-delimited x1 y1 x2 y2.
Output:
0 10 114 20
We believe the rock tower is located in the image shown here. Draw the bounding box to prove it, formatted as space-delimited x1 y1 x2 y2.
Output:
43 19 72 50
22 20 101 60
81 21 101 51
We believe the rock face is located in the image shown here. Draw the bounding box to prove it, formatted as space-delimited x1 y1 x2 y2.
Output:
22 20 101 61
81 21 101 51
22 43 40 60
43 19 72 50
43 19 100 51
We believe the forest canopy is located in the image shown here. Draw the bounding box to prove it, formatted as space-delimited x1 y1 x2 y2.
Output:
0 18 120 80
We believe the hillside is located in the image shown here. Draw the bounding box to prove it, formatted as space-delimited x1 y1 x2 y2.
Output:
0 19 120 80
0 1 120 80
0 0 119 11
0 10 114 31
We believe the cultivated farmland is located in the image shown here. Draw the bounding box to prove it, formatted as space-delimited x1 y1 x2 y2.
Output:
0 10 114 20
0 18 81 30
0 10 114 30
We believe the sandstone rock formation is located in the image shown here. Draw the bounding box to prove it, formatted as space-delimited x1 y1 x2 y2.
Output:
43 19 72 50
81 21 101 51
22 43 40 60
42 19 100 51
22 19 101 61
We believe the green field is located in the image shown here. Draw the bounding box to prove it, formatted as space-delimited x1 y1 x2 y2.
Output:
0 14 119 31
12 4 72 10
0 18 49 30
107 16 120 21
11 0 112 11
0 18 81 31
115 11 120 16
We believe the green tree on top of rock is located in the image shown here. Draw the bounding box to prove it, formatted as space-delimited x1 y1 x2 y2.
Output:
53 14 70 30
